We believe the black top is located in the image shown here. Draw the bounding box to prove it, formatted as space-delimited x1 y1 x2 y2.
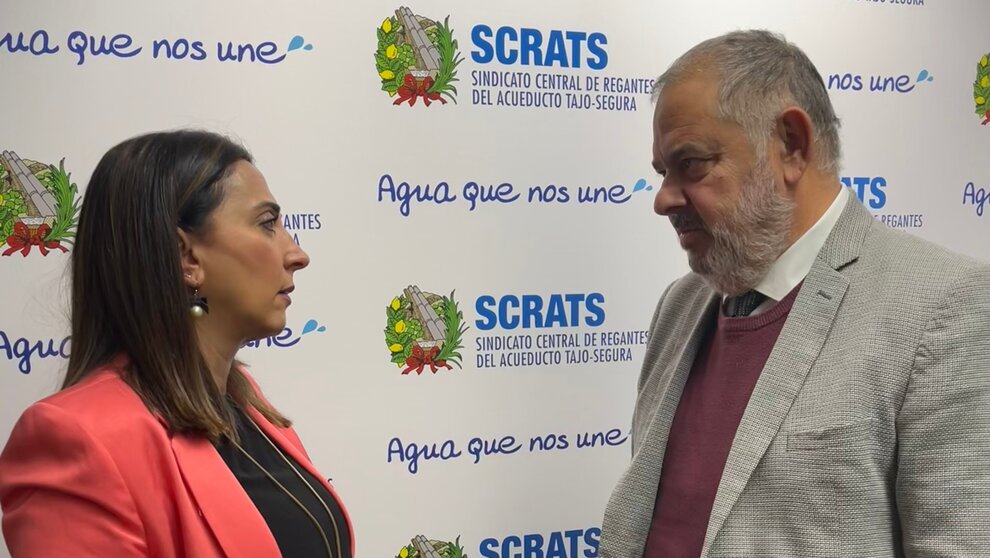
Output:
215 403 351 558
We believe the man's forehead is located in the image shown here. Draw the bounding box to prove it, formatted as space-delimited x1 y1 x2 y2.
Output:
654 75 719 123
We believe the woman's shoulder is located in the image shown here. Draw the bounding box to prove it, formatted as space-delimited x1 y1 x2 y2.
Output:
26 364 165 441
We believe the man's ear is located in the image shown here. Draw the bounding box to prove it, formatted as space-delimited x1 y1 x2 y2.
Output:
177 228 203 288
775 106 815 187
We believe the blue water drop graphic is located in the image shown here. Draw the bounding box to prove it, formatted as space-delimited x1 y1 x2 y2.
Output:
916 69 929 83
317 325 326 332
288 35 305 52
301 319 318 335
304 44 313 51
633 178 648 192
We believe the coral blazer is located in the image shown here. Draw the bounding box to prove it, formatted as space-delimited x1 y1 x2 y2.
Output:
0 364 355 558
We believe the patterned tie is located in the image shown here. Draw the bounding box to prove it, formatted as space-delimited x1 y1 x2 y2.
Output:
724 290 766 317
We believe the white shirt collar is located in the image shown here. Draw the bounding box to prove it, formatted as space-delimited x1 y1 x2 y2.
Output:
754 186 848 302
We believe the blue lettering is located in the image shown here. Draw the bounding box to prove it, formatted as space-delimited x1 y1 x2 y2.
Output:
520 28 542 66
67 31 141 66
528 184 570 203
463 182 518 211
577 185 630 204
962 182 988 216
386 437 462 475
586 33 607 70
377 174 456 217
467 435 522 464
496 27 519 65
894 74 914 93
499 295 521 330
481 529 600 558
216 40 286 64
585 293 605 326
576 428 627 449
584 529 601 558
502 536 522 558
521 295 543 328
842 176 886 209
475 296 498 330
546 532 567 558
545 295 567 328
0 30 59 55
563 530 582 558
255 41 285 64
479 539 500 558
564 31 586 68
471 25 494 63
544 31 568 68
525 534 545 558
827 73 863 91
153 38 207 61
476 293 606 329
470 25 608 69
869 177 887 209
0 331 71 374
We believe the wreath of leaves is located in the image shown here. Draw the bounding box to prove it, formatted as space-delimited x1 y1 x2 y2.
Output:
0 158 78 244
425 17 464 103
384 291 468 369
374 17 416 96
975 53 990 119
39 159 80 244
395 537 468 558
374 14 462 102
0 162 27 241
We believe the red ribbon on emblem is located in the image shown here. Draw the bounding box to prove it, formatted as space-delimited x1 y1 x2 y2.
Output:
402 345 452 375
393 75 446 107
2 222 69 256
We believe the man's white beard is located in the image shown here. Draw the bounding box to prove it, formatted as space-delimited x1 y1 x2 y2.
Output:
684 158 795 296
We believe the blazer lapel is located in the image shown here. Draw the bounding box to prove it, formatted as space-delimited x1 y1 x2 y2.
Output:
247 406 356 553
700 194 873 556
170 432 282 558
606 291 720 557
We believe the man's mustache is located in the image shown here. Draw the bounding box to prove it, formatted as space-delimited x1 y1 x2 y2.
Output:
670 213 706 232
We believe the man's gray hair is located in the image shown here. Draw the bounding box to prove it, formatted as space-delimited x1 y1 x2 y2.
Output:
653 30 841 175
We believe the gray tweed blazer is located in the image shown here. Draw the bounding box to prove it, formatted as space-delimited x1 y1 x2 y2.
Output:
600 194 990 557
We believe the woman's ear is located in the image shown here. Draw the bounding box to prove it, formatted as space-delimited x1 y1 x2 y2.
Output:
178 228 203 288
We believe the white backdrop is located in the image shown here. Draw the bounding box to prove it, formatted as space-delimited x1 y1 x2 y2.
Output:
1 1 988 556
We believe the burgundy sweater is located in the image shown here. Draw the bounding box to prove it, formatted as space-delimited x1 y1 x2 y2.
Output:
644 286 801 558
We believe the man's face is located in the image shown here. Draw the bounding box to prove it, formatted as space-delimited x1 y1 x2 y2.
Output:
652 74 794 295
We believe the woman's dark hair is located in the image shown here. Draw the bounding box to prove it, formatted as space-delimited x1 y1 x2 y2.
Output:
64 130 288 441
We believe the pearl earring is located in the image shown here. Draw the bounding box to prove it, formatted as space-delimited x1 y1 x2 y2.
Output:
190 289 209 318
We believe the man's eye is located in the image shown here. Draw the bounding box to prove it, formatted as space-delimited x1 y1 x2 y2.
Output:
680 158 700 171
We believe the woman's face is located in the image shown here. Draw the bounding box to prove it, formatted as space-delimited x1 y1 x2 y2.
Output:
186 160 309 344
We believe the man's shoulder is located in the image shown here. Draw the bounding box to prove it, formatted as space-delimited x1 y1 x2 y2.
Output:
859 222 989 289
646 272 716 340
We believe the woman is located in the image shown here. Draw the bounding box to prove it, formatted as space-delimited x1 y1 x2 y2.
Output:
0 130 354 557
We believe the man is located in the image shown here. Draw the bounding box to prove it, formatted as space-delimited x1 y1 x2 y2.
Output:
600 30 990 557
